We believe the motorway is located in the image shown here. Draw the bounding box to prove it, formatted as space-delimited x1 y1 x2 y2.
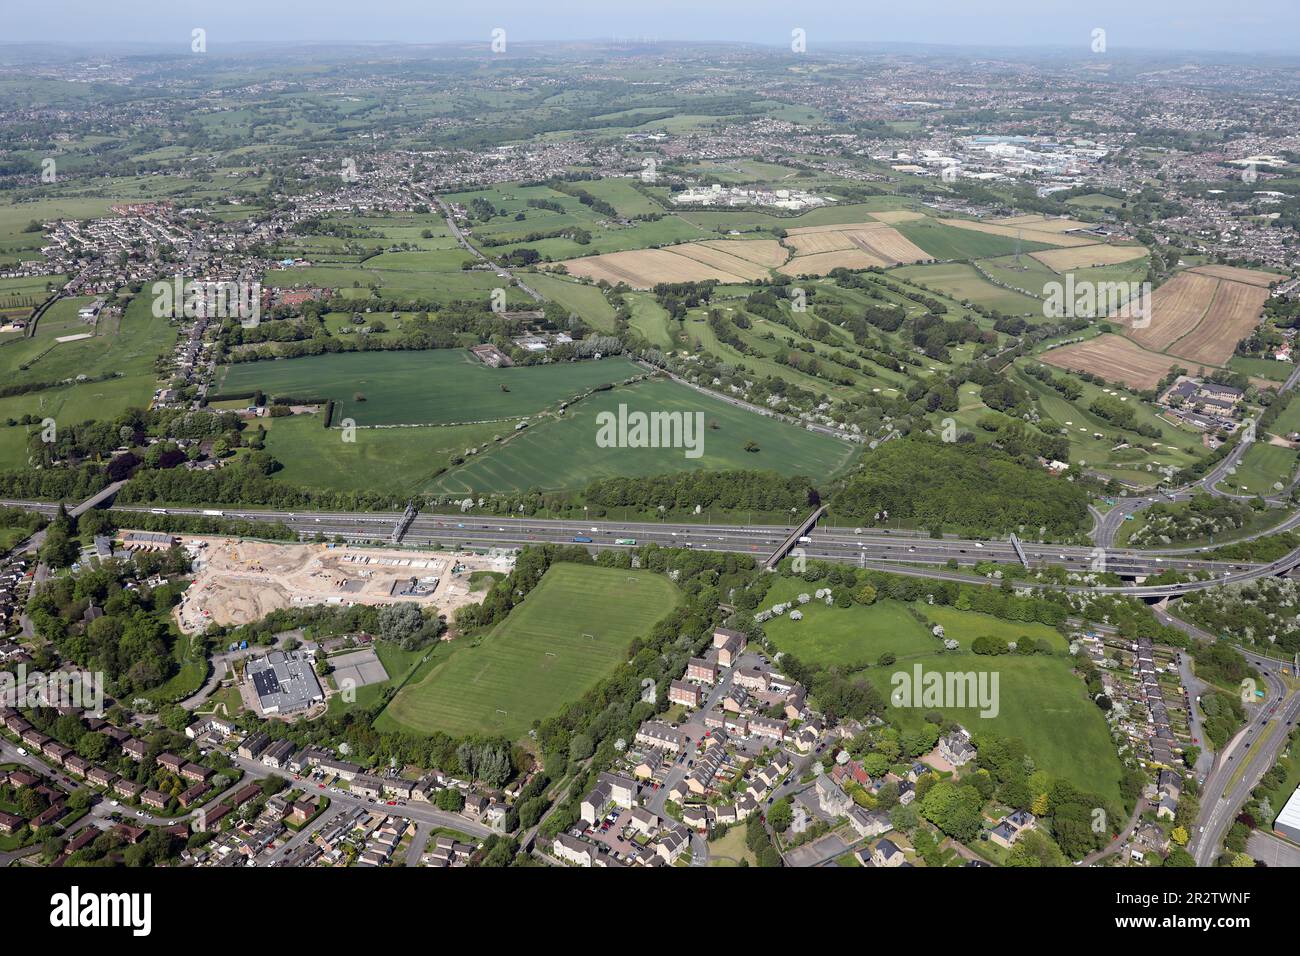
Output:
1155 608 1300 866
2 498 1279 586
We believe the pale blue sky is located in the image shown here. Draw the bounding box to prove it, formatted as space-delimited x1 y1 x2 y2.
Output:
4 0 1298 53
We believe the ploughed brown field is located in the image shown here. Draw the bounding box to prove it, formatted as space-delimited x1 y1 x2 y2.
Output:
1039 334 1178 390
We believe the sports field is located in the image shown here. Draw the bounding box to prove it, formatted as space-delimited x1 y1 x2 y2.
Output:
218 350 641 426
376 563 679 739
424 376 859 494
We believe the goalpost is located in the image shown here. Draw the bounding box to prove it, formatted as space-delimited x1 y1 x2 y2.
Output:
582 632 596 642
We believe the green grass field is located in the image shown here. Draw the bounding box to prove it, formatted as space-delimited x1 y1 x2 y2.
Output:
892 218 1053 261
1219 442 1299 496
758 579 1117 800
218 350 641 426
425 376 859 494
891 261 1042 315
376 563 679 739
258 414 517 494
760 577 1068 669
865 652 1122 804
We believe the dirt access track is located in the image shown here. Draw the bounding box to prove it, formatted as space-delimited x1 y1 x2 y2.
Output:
174 536 516 633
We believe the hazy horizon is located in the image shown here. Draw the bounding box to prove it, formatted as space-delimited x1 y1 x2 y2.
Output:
6 0 1300 55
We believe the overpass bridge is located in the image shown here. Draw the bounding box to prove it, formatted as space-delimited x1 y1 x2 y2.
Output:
764 505 826 570
68 480 127 518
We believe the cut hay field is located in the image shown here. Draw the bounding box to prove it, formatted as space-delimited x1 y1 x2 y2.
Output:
993 214 1098 234
778 249 889 276
424 376 858 495
558 244 766 287
217 350 641 426
1188 264 1281 288
1030 243 1148 273
1039 334 1177 390
778 220 932 276
1119 270 1268 367
938 217 1098 247
1168 278 1269 366
375 563 679 739
1125 272 1218 352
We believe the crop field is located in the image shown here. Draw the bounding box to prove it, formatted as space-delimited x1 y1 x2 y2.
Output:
890 217 1055 261
218 350 641 426
1039 334 1177 390
376 563 679 739
1030 242 1148 272
424 375 859 494
1188 264 1281 287
937 218 1098 247
666 242 777 279
868 209 927 224
559 245 763 287
1167 278 1269 366
993 214 1097 234
1123 272 1217 350
697 239 788 267
780 220 932 270
779 249 889 275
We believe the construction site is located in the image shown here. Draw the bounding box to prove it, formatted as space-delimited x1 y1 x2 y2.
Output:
174 536 517 633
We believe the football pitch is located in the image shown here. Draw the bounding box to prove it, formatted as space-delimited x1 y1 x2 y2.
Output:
376 563 679 740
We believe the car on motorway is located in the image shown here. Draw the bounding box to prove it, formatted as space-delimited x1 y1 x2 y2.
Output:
15 747 26 756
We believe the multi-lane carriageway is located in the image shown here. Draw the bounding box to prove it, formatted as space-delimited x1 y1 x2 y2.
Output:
7 498 1292 598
